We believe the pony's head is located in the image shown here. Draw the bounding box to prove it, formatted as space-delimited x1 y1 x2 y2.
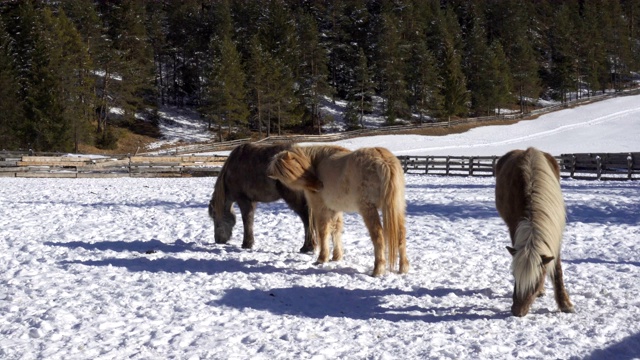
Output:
267 148 323 192
507 245 554 317
208 196 236 244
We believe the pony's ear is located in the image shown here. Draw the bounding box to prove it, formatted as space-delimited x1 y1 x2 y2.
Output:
282 151 293 160
540 255 555 265
506 246 517 256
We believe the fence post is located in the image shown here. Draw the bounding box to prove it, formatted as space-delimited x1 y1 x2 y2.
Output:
570 155 576 178
401 156 408 173
596 155 602 180
469 157 474 176
491 156 497 176
627 154 633 180
425 156 429 174
445 156 450 175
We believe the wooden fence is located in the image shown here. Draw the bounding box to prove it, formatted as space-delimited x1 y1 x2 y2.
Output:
398 152 640 180
0 154 227 178
2 152 638 180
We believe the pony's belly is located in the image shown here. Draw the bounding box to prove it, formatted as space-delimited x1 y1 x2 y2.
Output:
324 196 359 212
319 184 360 212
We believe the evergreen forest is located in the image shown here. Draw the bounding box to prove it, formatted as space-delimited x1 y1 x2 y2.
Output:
0 0 639 153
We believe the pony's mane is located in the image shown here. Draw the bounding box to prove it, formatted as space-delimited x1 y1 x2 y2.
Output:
512 148 565 297
292 145 350 166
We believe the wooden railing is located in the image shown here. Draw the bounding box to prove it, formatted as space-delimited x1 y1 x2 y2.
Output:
0 154 227 178
398 152 640 180
2 152 638 180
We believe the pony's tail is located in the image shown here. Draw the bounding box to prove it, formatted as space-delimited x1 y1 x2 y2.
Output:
512 148 565 297
209 156 230 222
379 151 407 273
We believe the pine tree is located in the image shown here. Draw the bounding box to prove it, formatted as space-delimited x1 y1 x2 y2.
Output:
0 17 23 150
55 9 95 152
438 7 469 123
406 40 441 122
489 41 513 114
203 36 249 141
548 2 579 102
297 11 332 134
378 13 409 125
578 1 608 96
345 48 375 129
602 0 632 91
246 36 269 137
463 8 493 116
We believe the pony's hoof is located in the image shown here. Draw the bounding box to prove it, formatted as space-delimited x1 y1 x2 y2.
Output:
560 305 575 313
371 268 385 277
241 243 254 249
299 246 315 254
399 262 410 274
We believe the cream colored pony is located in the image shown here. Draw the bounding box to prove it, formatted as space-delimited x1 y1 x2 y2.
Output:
495 147 574 316
267 145 409 277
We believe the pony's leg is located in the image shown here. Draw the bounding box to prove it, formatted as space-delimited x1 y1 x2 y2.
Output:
330 212 344 261
551 257 575 313
398 221 409 274
314 208 334 264
360 206 386 277
235 198 257 249
294 203 315 254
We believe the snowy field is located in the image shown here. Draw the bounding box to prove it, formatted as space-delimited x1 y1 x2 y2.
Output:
1 94 640 359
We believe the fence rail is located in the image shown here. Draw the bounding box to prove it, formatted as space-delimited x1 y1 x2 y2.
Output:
0 154 227 178
398 152 640 180
2 152 638 180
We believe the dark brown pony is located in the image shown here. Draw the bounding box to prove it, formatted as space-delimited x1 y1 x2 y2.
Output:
495 147 574 316
208 143 314 253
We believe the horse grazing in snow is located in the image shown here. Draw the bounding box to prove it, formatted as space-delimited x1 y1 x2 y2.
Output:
208 143 315 253
267 144 409 277
495 147 574 317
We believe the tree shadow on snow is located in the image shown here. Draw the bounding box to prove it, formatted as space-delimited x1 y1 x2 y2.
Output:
564 258 640 267
45 239 203 254
565 201 640 226
406 202 498 220
404 183 493 191
208 286 510 323
59 248 318 277
584 331 640 360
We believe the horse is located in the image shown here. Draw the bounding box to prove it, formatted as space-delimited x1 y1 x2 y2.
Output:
494 147 575 316
267 144 409 277
208 143 315 253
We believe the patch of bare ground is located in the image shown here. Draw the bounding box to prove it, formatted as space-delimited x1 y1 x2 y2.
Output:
78 130 157 156
393 114 541 137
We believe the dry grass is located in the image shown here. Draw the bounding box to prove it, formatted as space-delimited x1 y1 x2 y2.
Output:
392 115 540 137
78 130 157 156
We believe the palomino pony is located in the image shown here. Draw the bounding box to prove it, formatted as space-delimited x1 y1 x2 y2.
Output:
267 144 409 277
495 147 574 316
209 143 315 253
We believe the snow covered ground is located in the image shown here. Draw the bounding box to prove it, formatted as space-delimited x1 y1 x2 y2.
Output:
1 94 640 359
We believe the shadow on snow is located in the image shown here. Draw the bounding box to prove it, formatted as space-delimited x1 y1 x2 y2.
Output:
584 331 640 360
208 286 510 323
